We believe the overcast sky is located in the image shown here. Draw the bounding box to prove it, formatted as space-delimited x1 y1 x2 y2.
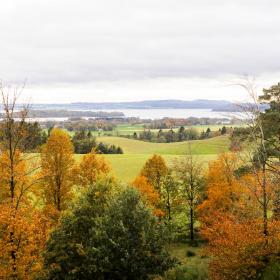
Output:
0 0 279 103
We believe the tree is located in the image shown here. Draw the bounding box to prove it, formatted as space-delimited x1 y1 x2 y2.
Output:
42 184 176 280
76 150 111 186
103 188 177 279
173 154 204 241
132 175 163 217
140 154 168 198
221 126 227 135
161 172 179 222
72 130 97 154
198 152 280 279
0 204 49 280
0 150 36 209
198 153 242 226
0 86 45 278
40 128 75 212
0 87 40 208
42 180 113 280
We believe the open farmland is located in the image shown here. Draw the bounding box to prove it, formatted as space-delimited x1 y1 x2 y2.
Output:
77 135 230 182
97 135 229 155
76 153 218 182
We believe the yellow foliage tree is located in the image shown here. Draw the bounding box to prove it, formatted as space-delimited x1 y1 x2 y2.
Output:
0 204 49 280
40 128 74 212
0 150 36 208
75 150 111 186
140 154 168 195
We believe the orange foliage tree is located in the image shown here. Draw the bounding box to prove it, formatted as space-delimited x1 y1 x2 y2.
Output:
140 155 169 216
132 175 164 217
199 153 280 279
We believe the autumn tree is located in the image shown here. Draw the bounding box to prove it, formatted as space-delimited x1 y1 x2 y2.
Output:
40 128 75 213
198 153 243 229
0 205 49 280
0 86 40 208
235 79 279 237
132 175 163 217
75 149 111 186
199 152 280 279
173 154 204 241
140 154 168 198
0 85 48 279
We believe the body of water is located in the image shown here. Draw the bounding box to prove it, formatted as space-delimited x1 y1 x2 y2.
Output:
13 109 237 122
114 108 233 119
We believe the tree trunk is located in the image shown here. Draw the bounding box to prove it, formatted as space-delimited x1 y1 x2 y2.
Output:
190 206 194 241
262 163 268 236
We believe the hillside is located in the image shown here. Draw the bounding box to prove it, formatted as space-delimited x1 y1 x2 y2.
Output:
86 135 230 181
97 135 230 155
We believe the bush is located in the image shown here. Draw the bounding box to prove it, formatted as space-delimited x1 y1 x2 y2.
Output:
186 250 196 257
261 262 280 280
164 265 208 280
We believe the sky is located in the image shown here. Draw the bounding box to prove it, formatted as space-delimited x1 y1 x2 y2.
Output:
0 0 279 103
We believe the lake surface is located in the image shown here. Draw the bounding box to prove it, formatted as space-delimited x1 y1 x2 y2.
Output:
114 109 234 119
14 109 237 122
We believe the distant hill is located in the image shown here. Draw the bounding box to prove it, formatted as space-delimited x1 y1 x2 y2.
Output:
28 99 259 111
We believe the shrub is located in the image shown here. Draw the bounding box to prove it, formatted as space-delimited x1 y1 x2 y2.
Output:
164 264 208 280
186 250 196 257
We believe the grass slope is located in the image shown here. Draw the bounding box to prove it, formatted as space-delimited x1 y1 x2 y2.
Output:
98 135 229 155
76 135 229 182
75 154 218 183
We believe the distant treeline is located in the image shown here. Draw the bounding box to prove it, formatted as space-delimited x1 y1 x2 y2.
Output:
126 126 230 143
72 130 123 154
2 122 123 154
63 119 116 132
145 117 240 129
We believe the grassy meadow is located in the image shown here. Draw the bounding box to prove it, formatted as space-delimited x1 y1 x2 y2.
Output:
86 123 240 137
76 135 230 182
66 124 232 182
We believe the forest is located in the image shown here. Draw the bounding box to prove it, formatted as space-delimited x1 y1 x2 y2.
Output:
1 81 280 280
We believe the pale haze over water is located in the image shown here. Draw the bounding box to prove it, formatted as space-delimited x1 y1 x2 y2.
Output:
111 109 232 119
21 109 234 122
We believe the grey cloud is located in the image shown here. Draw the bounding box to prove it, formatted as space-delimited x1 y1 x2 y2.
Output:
0 0 280 85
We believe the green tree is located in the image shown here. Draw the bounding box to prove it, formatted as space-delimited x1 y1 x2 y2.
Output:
103 188 177 280
42 180 113 280
42 185 176 280
173 154 204 241
221 126 227 135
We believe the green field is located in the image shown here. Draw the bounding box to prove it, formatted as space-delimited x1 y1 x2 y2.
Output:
63 127 231 182
115 123 239 135
77 135 230 182
98 135 229 155
76 153 218 183
91 123 241 137
68 123 241 137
